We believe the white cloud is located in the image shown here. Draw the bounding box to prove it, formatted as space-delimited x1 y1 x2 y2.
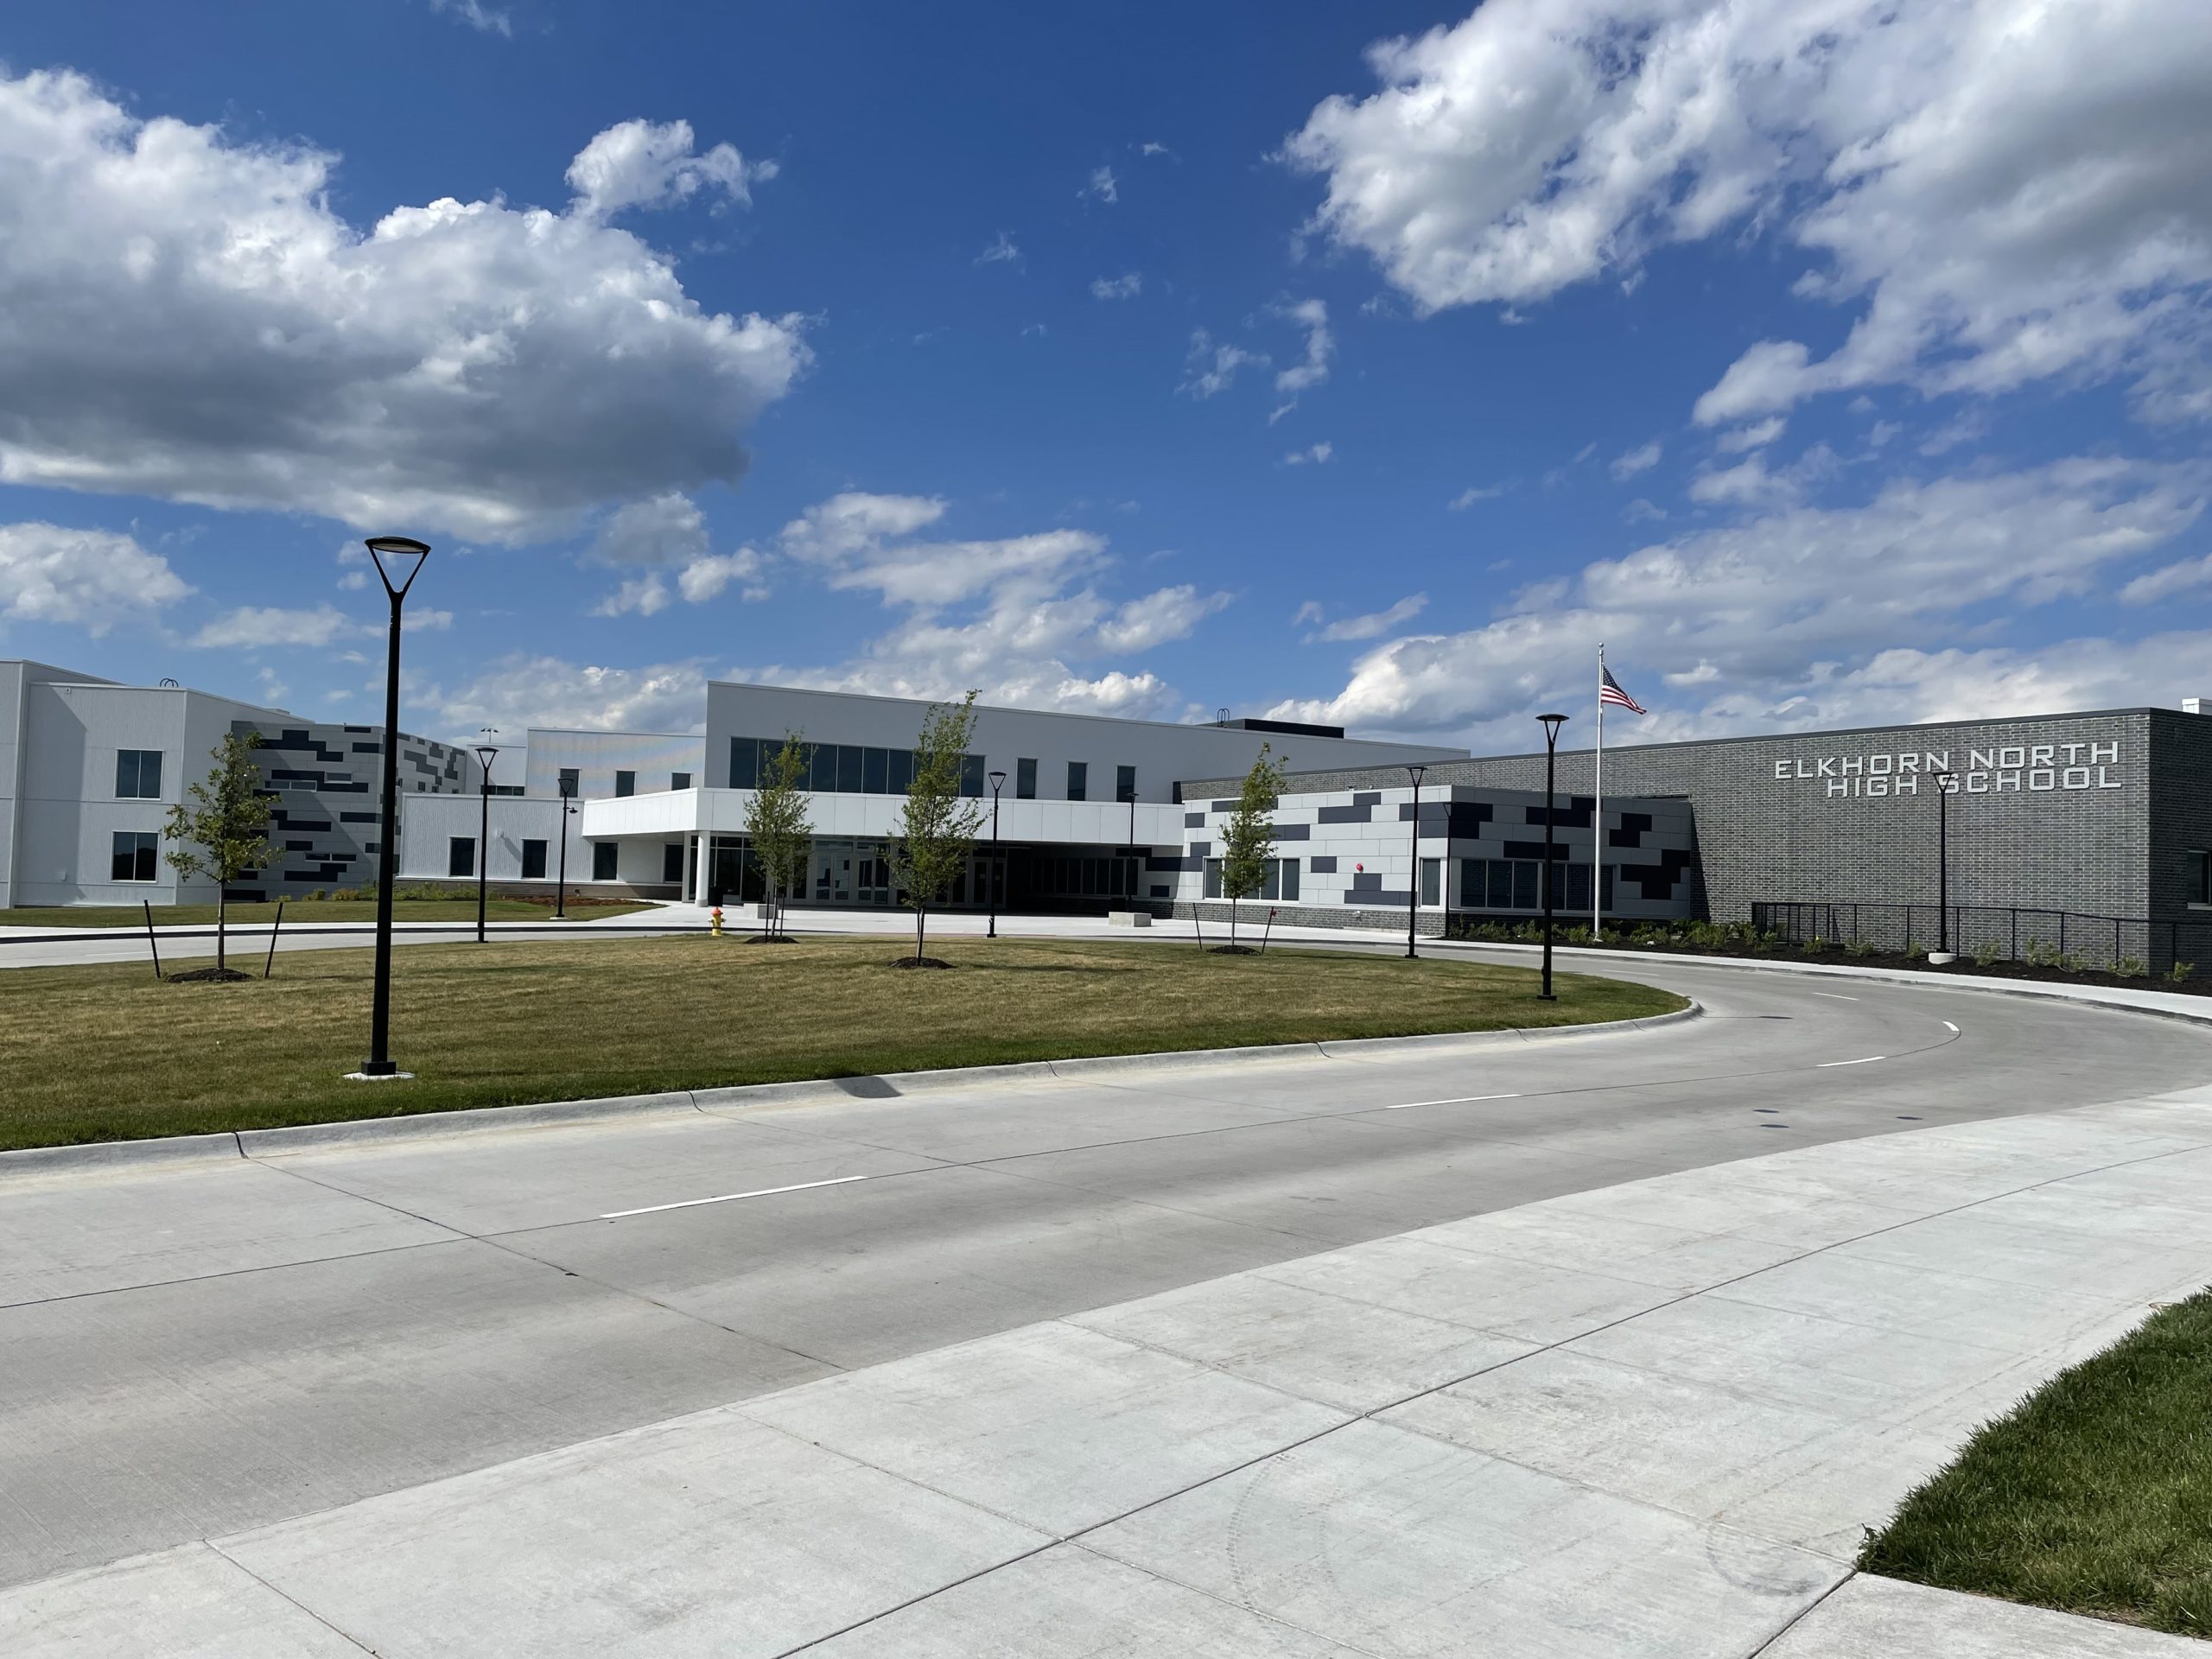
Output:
194 604 361 648
191 601 451 647
750 492 1234 718
0 69 808 544
0 522 188 635
1271 298 1334 397
1305 593 1427 643
1716 416 1786 454
1623 498 1667 523
1267 456 2208 741
1140 142 1173 158
1448 484 1505 510
976 231 1021 266
430 0 512 34
436 653 715 736
1084 165 1119 204
1289 0 2212 427
590 575 671 618
587 492 709 567
1610 440 1662 480
1090 271 1143 301
1284 442 1334 466
565 118 775 220
2119 551 2212 605
1179 329 1268 399
677 549 766 604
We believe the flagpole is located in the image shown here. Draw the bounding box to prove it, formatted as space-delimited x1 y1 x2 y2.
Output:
1593 643 1605 941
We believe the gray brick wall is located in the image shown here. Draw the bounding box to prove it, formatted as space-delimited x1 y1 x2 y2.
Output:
1189 708 2173 928
230 720 471 898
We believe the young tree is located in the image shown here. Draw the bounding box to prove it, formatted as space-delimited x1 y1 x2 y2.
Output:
1217 743 1286 950
163 730 276 976
742 731 813 939
887 690 984 966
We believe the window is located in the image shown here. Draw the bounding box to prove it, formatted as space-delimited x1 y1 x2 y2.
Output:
1068 760 1089 801
863 747 888 794
2190 849 2212 905
888 747 912 794
810 742 837 792
558 767 582 798
1421 859 1441 906
1016 758 1038 799
728 738 758 790
115 749 163 799
1116 765 1136 804
663 842 685 884
671 772 691 792
593 842 619 881
959 753 986 798
111 831 159 882
1204 857 1221 899
613 770 636 798
448 836 476 877
521 839 548 880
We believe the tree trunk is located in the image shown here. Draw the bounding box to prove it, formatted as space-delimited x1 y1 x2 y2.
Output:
216 889 226 973
914 903 927 964
1230 895 1238 949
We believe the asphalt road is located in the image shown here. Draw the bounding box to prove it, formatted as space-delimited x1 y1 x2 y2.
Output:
2 952 2205 1593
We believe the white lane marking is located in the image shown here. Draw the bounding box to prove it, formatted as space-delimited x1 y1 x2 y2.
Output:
1808 991 1858 1001
1943 1020 1960 1033
1382 1092 1522 1110
1816 1056 1885 1068
601 1174 873 1220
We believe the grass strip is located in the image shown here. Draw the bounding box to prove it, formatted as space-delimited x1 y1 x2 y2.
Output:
2 898 649 929
1860 1287 2212 1638
0 935 1681 1149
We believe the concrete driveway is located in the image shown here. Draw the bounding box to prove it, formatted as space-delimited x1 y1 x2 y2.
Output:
1 955 2207 1653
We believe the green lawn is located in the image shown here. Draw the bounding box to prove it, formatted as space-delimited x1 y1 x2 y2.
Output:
2 897 651 929
1860 1287 2212 1638
0 936 1682 1149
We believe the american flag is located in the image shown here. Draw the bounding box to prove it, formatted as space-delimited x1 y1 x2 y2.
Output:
1599 664 1647 715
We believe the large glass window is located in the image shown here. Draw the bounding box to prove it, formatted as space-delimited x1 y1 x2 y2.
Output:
2190 849 2211 905
809 742 837 792
613 770 636 798
838 745 865 793
593 842 619 880
1016 758 1037 799
115 749 163 799
960 754 986 798
1421 858 1441 906
888 747 912 794
663 842 685 883
111 831 159 882
1068 760 1089 801
1116 765 1136 804
1204 857 1221 899
728 738 758 790
521 839 548 879
863 747 888 794
448 836 476 877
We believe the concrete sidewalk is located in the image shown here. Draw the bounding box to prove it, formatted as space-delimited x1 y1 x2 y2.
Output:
10 1088 2209 1656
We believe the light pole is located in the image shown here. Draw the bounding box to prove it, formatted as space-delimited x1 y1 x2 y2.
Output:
473 738 499 944
1537 714 1568 1001
1931 769 1958 961
554 789 575 919
987 770 1006 939
1404 763 1427 959
358 536 429 1079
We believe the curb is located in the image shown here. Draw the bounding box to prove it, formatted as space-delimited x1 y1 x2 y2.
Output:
1428 938 2212 1030
0 1001 1700 1175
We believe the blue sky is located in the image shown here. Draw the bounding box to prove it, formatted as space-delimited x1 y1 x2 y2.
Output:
0 0 2206 753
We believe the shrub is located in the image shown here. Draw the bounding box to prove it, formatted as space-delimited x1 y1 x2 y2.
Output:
2114 956 2147 979
2169 961 2196 984
1845 938 1878 958
1970 942 2005 968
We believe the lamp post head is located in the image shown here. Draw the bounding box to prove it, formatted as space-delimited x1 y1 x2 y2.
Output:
988 770 1006 795
1537 712 1568 748
363 537 430 601
1406 763 1427 786
473 744 499 782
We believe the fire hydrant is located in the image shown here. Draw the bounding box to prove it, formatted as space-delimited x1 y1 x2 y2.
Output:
709 905 724 938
